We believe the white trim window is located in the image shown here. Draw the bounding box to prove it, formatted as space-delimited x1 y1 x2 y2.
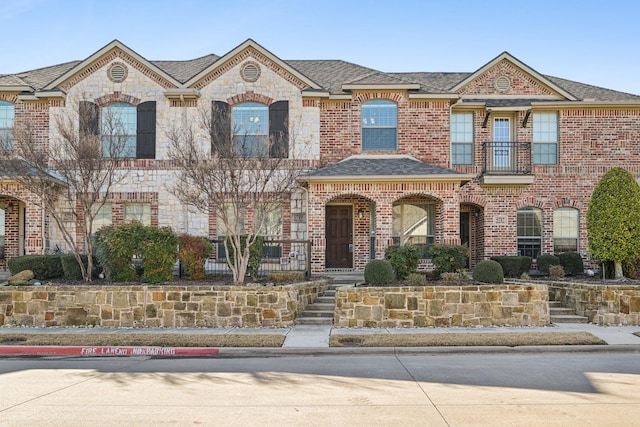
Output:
553 207 578 253
362 100 397 150
451 112 473 165
533 112 558 165
0 101 14 150
517 207 542 259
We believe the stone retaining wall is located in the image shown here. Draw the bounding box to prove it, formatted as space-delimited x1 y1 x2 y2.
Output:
334 284 549 328
548 282 640 325
0 280 329 328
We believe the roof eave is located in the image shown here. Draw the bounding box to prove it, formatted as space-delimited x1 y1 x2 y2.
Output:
0 85 33 92
299 174 476 184
531 100 640 108
342 83 421 91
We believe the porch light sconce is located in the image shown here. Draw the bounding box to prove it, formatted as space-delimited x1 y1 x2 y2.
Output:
357 208 364 219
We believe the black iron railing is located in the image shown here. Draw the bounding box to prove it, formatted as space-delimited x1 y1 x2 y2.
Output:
481 141 532 175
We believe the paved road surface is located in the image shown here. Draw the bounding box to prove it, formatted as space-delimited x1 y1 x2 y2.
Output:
1 353 639 426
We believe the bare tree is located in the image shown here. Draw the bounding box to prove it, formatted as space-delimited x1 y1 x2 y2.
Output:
3 97 129 281
167 102 303 285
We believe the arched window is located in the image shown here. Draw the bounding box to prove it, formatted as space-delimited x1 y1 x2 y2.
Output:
517 207 542 258
232 102 269 157
362 100 397 150
554 207 578 253
101 103 137 158
0 101 15 150
392 201 435 258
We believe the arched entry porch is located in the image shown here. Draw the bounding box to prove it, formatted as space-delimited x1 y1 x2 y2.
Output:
0 196 27 270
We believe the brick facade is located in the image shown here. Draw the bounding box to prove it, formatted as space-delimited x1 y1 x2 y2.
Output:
2 40 640 275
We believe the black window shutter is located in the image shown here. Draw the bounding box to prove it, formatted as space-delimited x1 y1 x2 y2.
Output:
79 101 99 138
136 101 156 159
212 101 231 155
269 100 289 158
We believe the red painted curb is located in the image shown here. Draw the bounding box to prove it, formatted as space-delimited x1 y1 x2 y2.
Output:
0 345 220 357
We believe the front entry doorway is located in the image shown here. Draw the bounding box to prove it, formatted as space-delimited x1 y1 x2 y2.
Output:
325 205 353 269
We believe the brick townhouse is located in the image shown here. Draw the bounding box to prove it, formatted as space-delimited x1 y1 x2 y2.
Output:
1 39 639 274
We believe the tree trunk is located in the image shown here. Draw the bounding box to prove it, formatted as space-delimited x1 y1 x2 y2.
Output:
614 261 624 279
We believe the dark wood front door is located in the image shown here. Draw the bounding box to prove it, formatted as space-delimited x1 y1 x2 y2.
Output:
326 205 353 269
460 211 470 268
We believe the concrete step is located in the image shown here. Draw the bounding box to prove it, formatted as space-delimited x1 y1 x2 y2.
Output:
304 303 334 311
316 296 335 304
295 317 333 326
549 301 563 308
550 307 577 316
299 310 334 318
551 315 589 324
322 290 336 297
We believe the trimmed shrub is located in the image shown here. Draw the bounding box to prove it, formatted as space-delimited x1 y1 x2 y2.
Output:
8 255 64 279
427 244 469 274
364 259 395 285
406 272 427 286
385 245 421 280
549 265 565 279
266 271 305 283
139 226 179 283
60 254 101 280
178 234 212 280
473 260 504 284
490 256 531 278
558 252 584 276
536 254 560 274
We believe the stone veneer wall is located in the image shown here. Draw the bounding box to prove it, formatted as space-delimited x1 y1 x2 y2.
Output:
0 281 329 328
548 282 640 325
334 284 549 328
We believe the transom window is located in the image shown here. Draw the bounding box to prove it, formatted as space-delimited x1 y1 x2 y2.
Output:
101 103 137 158
362 100 397 150
124 203 151 226
392 202 435 258
451 112 473 165
517 207 542 259
0 101 15 150
553 207 578 253
533 112 558 165
232 102 269 157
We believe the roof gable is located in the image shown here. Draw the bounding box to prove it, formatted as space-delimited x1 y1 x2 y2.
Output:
451 52 577 101
186 39 322 91
44 40 183 91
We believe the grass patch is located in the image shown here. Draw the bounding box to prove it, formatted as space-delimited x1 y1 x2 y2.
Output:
330 332 606 347
0 333 285 347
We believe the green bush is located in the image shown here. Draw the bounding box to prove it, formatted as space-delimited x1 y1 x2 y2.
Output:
8 255 64 279
94 221 178 283
385 245 421 280
558 252 584 276
536 254 560 274
178 234 212 280
60 254 101 280
364 259 395 285
473 260 504 284
490 256 531 278
406 272 427 286
427 244 468 274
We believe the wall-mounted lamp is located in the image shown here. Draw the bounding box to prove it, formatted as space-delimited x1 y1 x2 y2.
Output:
357 208 364 219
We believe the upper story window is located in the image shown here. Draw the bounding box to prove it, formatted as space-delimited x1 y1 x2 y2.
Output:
553 207 578 253
451 112 473 165
517 207 542 259
102 103 137 158
533 112 558 165
0 101 15 151
79 100 156 159
362 100 397 150
232 102 269 157
212 100 289 158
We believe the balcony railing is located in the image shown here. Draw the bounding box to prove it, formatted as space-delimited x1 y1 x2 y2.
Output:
481 141 532 175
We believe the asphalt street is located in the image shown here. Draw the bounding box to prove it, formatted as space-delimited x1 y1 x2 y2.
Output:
1 352 639 426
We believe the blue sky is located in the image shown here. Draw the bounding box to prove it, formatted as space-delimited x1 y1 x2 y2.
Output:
2 0 640 95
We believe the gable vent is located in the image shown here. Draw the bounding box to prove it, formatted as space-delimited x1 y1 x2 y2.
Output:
241 62 261 82
495 76 511 92
108 63 128 83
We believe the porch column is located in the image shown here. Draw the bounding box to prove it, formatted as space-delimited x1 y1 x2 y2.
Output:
440 195 462 245
374 200 393 260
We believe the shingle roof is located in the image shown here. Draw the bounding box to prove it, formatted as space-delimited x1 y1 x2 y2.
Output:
2 47 640 102
301 155 466 179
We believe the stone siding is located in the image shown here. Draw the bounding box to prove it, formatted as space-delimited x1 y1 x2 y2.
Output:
0 281 329 328
549 282 640 325
334 284 549 328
